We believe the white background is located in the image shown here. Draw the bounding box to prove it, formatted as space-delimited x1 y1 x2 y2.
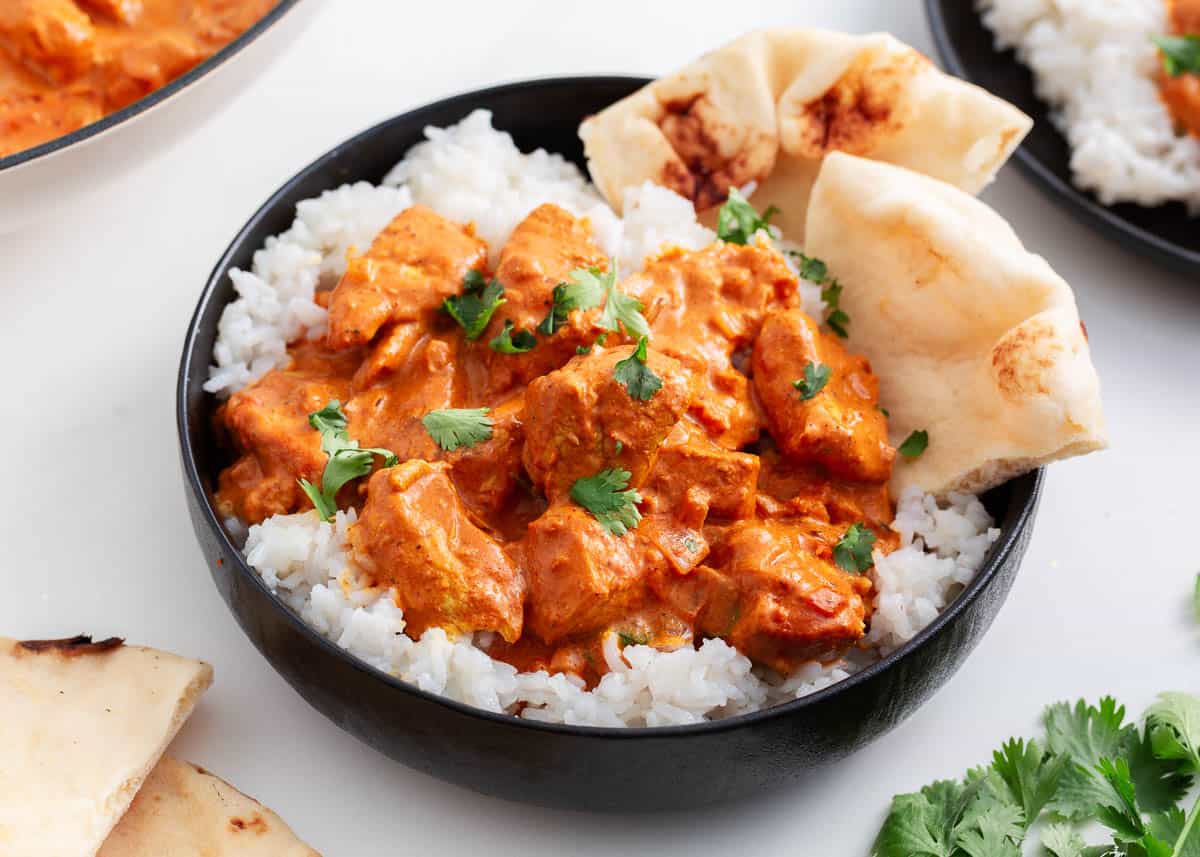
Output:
2 0 1197 853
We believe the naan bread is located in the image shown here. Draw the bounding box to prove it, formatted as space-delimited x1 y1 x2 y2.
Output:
580 29 1032 240
0 636 212 857
98 756 320 857
804 153 1107 498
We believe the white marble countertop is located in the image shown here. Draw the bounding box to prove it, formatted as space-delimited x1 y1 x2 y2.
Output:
2 0 1196 853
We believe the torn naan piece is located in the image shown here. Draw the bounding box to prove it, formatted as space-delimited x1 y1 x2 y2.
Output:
579 29 1032 240
0 635 213 857
804 153 1106 498
98 756 320 857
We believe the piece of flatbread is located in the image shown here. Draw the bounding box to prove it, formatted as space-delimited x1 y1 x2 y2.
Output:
98 756 320 857
0 635 213 857
580 29 1032 240
804 153 1107 498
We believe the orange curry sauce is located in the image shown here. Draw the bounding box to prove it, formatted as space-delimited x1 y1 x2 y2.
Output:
0 0 276 158
215 203 901 686
1160 0 1200 139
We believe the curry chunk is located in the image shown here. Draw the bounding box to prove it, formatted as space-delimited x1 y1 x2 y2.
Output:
475 204 610 398
522 344 692 501
349 461 524 643
753 309 894 483
623 242 798 447
215 343 359 524
520 504 648 644
696 520 872 673
0 0 97 84
78 0 141 24
326 205 488 349
643 419 758 521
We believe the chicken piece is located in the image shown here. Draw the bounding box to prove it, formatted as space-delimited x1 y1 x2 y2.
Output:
520 504 649 644
473 204 610 399
100 30 202 110
753 309 894 483
643 419 759 521
0 0 97 85
695 520 872 673
756 444 895 530
215 343 360 524
623 242 798 447
522 344 692 502
447 396 542 540
344 330 459 463
350 461 524 643
77 0 140 24
326 205 488 349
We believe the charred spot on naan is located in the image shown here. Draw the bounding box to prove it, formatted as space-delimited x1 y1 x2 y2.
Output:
990 318 1063 399
17 634 125 656
656 92 777 210
789 49 928 159
229 813 270 834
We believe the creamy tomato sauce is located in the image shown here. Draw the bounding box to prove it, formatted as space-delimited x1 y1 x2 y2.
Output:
0 0 276 158
1160 0 1200 139
215 203 900 684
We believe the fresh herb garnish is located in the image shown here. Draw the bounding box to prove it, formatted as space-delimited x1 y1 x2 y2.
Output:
539 268 608 336
878 405 891 418
443 270 505 340
792 251 851 338
793 362 831 401
617 630 650 647
591 266 650 339
298 401 397 521
716 187 777 245
421 407 494 451
613 337 662 401
1154 35 1200 77
570 468 643 536
489 320 537 354
872 693 1200 857
899 430 929 459
791 251 828 284
833 523 876 573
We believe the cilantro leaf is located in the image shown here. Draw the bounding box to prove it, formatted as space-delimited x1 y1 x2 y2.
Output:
900 430 930 459
443 273 505 340
1126 723 1193 813
297 401 397 521
716 187 777 245
793 362 831 401
1045 698 1132 820
1148 807 1200 857
539 268 607 335
589 265 651 339
992 738 1067 827
1147 693 1200 773
1095 758 1148 842
617 630 649 647
570 468 643 536
872 788 960 857
613 337 662 401
834 523 876 573
1041 822 1088 857
1154 35 1200 77
792 252 829 284
421 408 494 451
489 320 537 354
954 799 1024 857
820 279 852 338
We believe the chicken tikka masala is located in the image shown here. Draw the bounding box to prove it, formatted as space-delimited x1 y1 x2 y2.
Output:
215 198 902 684
0 0 276 158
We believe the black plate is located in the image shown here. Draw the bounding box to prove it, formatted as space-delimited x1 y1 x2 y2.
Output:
926 0 1200 275
177 75 1044 811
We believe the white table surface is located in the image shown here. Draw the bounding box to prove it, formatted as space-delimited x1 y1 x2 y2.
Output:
2 0 1197 853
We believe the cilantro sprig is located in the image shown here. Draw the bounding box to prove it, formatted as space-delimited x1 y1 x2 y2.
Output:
834 523 876 573
489 320 537 354
421 407 494 451
443 269 505 340
539 268 607 335
872 693 1200 857
793 362 831 401
570 468 643 536
613 337 662 401
716 188 778 245
792 251 851 338
899 430 930 459
298 402 397 521
1154 35 1200 77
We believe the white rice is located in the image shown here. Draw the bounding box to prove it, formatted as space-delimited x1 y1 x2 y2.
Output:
210 109 1000 726
979 0 1200 211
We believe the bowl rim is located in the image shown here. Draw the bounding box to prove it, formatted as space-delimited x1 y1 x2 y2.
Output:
923 0 1200 274
0 0 304 174
177 73 1044 739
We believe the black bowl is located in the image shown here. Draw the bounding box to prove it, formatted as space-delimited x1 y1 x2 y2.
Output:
926 0 1200 275
177 75 1044 812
